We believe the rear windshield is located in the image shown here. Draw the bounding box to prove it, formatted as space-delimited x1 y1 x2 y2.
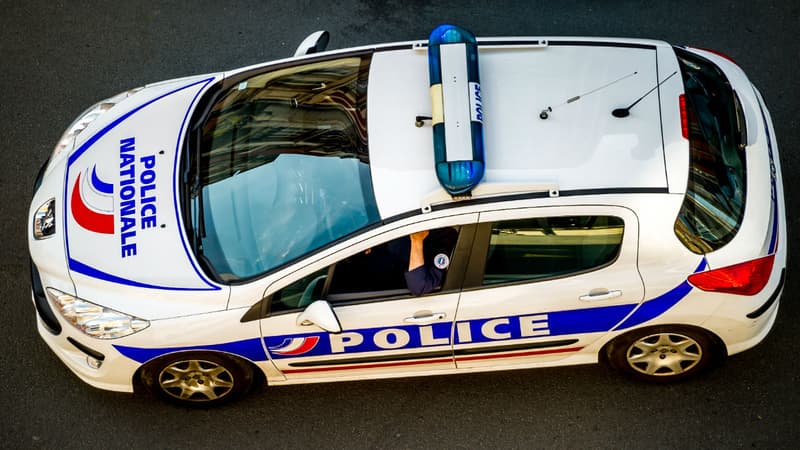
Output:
673 47 747 254
185 55 379 281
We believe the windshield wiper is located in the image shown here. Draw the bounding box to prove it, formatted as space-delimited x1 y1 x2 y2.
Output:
183 128 206 255
732 90 748 150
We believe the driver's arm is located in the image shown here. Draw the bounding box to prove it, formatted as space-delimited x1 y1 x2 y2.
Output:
408 230 429 271
405 230 443 296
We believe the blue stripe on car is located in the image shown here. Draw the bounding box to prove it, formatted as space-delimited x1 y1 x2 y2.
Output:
115 338 267 364
115 260 706 364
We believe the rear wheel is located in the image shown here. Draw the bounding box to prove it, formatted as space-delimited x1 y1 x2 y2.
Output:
140 352 254 406
606 326 719 382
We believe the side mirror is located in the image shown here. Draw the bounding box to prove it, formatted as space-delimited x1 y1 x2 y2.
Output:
296 300 341 333
294 30 330 57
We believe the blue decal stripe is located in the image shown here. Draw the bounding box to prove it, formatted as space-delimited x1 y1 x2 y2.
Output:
614 259 706 330
548 303 637 335
756 91 780 255
769 206 778 254
116 262 708 365
66 78 214 166
264 323 453 359
90 166 114 194
269 337 294 351
261 263 708 360
114 337 267 364
767 148 779 254
69 258 218 291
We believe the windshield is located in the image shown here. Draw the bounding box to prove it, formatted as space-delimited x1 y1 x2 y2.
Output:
186 55 379 281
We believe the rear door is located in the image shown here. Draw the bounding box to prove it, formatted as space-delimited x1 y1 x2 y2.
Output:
453 205 644 369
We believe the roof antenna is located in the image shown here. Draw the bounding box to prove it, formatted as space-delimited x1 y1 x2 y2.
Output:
539 71 637 120
612 71 678 118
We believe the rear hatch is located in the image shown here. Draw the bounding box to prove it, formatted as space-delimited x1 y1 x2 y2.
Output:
670 46 786 296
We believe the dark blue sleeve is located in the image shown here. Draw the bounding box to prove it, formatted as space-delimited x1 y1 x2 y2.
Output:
404 265 444 296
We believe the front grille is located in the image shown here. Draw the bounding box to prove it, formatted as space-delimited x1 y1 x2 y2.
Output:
30 261 61 335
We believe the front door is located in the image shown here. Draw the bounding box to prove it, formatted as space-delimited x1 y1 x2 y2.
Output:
259 214 478 382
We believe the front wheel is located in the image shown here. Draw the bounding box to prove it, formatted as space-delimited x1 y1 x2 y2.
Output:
140 352 255 406
606 326 720 382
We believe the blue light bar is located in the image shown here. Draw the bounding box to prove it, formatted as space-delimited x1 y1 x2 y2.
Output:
428 24 485 196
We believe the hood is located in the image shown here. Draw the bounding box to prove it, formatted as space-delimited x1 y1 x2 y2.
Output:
63 75 222 294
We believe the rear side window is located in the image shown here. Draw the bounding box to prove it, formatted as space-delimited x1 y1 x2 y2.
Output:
673 47 747 254
482 216 624 286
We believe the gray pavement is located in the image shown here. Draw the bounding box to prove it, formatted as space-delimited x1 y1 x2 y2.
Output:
1 1 798 448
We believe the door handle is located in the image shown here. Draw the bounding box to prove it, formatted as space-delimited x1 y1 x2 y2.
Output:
404 312 446 324
579 289 622 302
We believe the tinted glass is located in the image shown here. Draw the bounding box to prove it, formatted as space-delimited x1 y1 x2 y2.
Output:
188 56 379 280
270 268 329 313
483 216 624 286
327 227 459 297
673 47 746 254
269 227 460 312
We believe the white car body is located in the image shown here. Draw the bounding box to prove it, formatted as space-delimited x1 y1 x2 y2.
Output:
28 30 786 403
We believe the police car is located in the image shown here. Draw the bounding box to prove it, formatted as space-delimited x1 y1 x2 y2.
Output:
29 25 786 406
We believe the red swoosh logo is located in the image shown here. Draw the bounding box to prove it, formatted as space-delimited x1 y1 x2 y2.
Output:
279 336 320 355
71 173 114 234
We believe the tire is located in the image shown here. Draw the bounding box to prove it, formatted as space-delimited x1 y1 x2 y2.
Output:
606 326 718 382
140 352 255 406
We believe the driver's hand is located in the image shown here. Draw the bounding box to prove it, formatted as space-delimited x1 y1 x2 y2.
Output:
409 230 429 243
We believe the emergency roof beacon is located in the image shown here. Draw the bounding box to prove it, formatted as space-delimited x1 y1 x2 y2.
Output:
428 24 485 196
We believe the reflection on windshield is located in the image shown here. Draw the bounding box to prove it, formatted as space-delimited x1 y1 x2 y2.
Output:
189 55 379 281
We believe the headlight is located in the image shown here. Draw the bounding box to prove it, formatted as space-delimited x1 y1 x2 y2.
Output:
46 288 150 339
33 198 56 239
50 87 144 162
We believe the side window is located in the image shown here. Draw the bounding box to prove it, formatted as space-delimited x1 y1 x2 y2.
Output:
328 226 460 299
269 267 329 314
268 226 462 313
483 216 624 286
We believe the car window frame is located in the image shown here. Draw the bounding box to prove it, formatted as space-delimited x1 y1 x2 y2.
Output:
241 218 478 322
462 208 630 291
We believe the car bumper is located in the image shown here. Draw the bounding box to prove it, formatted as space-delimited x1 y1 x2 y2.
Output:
32 289 140 393
703 288 781 357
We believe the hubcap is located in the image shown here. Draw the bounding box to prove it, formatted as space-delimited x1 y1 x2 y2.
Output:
626 332 703 377
158 359 234 401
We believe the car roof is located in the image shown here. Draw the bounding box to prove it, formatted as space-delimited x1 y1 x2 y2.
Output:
367 38 683 219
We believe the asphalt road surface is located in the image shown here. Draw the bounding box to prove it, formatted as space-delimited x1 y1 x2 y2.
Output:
2 1 798 448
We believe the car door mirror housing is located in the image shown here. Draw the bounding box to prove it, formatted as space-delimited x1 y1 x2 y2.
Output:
296 300 341 333
294 30 330 57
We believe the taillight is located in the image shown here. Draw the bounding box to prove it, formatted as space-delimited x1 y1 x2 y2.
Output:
679 94 689 139
688 254 775 296
690 46 739 66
